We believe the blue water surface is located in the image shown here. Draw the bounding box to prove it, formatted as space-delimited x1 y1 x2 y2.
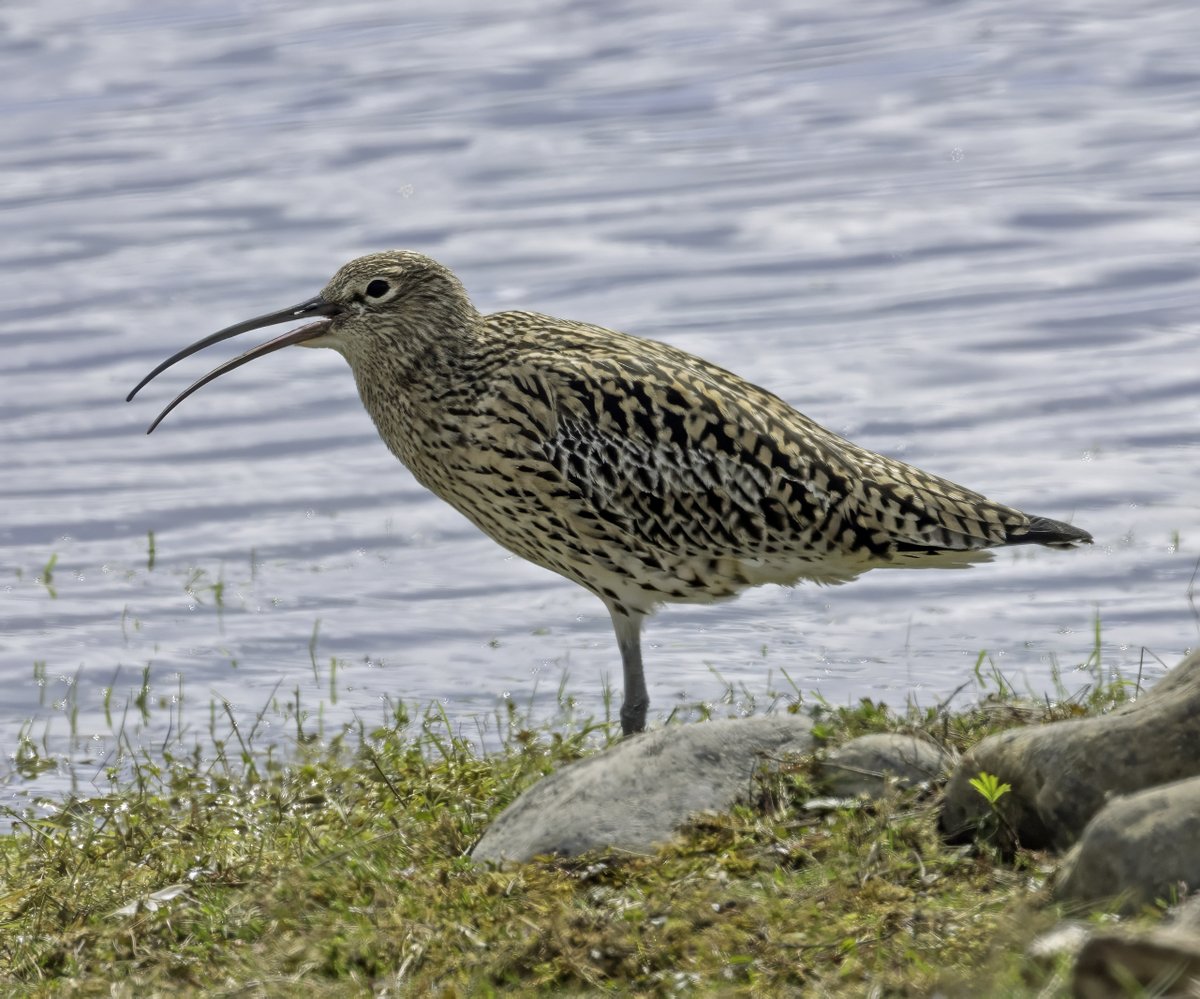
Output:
2 0 1198 795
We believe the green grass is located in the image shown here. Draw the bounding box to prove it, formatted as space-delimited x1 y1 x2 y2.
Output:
0 630 1161 998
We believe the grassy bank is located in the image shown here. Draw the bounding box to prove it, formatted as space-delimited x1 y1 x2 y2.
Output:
0 648 1156 997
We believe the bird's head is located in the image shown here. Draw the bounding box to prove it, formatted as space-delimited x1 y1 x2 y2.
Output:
126 250 475 432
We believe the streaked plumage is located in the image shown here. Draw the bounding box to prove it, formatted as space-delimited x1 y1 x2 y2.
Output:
128 250 1092 735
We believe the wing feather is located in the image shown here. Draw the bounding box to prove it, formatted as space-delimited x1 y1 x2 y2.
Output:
479 316 1032 572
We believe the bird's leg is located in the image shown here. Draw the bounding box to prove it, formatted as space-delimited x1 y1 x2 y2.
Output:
606 602 649 736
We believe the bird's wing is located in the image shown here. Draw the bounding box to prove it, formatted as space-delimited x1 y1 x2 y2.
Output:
493 349 1026 564
839 445 1024 551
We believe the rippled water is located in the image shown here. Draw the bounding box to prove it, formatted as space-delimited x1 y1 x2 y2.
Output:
3 1 1199 792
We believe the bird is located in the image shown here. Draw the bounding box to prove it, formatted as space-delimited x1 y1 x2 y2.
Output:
128 250 1092 736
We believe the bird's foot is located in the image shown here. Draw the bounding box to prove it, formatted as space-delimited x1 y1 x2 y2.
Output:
619 699 648 737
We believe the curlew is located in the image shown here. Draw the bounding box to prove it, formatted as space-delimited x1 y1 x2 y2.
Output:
128 251 1091 735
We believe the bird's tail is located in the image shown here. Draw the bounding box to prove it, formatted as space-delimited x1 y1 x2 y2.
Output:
1007 515 1092 549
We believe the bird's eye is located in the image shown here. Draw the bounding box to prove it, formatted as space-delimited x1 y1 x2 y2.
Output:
365 279 390 298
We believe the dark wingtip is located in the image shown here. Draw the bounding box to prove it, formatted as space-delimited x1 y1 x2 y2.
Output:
1013 515 1093 549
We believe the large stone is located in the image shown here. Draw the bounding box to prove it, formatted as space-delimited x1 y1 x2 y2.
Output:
1073 928 1200 999
471 715 814 864
1055 776 1200 913
941 650 1200 850
1031 898 1200 995
1072 895 1200 997
817 733 953 799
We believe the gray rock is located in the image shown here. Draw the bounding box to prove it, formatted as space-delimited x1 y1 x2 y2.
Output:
818 733 953 799
1072 919 1200 998
1174 893 1200 930
1025 921 1092 965
1033 899 1200 994
941 649 1200 850
471 715 814 864
1055 776 1200 913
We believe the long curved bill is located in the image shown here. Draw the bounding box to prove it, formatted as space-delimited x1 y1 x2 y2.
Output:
126 295 341 434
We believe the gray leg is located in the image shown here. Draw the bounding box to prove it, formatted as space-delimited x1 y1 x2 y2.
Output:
606 602 648 736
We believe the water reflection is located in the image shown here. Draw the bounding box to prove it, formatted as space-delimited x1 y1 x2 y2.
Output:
2 1 1199 795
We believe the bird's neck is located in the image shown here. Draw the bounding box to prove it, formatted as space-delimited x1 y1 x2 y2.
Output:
356 304 480 384
349 312 490 468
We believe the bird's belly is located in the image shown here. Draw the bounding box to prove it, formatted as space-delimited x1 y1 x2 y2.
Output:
406 459 723 603
391 425 907 612
408 460 883 612
453 500 753 609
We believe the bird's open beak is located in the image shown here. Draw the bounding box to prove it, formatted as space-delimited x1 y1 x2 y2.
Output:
126 295 342 433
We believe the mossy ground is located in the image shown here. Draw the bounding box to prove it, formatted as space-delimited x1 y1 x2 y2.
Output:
0 646 1160 997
